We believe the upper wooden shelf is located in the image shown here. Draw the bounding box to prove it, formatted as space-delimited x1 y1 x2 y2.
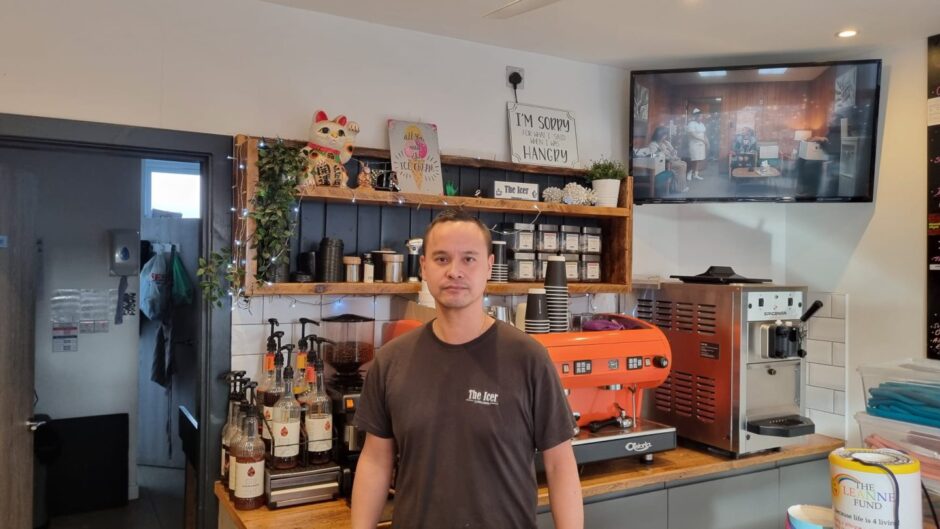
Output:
252 281 632 296
299 186 630 219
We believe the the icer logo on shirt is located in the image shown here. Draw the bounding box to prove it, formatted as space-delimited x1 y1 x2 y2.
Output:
466 388 499 406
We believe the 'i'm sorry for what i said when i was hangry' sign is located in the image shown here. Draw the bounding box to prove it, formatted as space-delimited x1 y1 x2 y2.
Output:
507 102 579 169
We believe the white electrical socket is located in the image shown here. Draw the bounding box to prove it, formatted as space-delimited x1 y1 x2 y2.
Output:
506 66 525 90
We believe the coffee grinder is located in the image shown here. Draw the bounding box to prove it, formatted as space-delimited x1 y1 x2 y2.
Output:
405 238 423 282
320 314 376 492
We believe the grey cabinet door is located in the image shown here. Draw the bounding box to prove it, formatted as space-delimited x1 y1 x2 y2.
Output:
779 460 832 511
668 469 779 529
537 490 668 529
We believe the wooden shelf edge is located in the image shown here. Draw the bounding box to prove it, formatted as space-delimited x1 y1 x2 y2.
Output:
251 282 421 296
248 282 631 297
298 186 629 219
236 136 588 178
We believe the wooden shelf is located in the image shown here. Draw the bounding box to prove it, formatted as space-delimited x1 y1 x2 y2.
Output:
251 281 631 296
234 134 634 296
485 282 633 295
299 186 629 219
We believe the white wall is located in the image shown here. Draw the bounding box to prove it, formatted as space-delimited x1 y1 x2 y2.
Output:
0 0 627 163
785 38 927 444
27 148 141 498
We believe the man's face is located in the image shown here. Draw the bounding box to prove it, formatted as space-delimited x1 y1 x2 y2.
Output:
420 221 494 310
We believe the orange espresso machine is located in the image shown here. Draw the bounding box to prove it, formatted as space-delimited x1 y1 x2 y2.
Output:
531 314 676 464
385 314 677 464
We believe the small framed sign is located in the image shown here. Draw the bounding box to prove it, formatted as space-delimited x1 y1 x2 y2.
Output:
493 181 539 201
508 102 579 168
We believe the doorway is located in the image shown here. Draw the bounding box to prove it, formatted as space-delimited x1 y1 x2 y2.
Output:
0 113 232 529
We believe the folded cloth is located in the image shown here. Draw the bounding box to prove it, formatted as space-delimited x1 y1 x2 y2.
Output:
868 381 940 428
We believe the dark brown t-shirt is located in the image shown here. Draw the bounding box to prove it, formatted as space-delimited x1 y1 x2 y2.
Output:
354 320 576 529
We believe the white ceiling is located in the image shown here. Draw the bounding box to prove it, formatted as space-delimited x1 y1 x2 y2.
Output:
261 0 940 68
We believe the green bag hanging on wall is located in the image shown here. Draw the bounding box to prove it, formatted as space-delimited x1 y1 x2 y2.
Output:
171 251 194 306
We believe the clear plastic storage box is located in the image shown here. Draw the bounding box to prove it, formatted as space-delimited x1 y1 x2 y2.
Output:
858 358 940 430
855 411 940 493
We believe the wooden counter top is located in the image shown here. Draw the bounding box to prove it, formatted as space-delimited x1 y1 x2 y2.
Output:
216 434 843 529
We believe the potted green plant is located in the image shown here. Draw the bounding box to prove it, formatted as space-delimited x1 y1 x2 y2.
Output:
585 159 626 207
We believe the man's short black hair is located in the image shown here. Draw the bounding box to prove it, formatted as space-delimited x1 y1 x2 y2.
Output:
423 209 493 255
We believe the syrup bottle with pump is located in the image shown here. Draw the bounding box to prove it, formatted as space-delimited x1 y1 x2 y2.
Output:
271 344 302 469
256 319 280 409
294 318 319 398
220 371 245 485
305 336 334 465
232 384 266 510
228 380 255 495
261 333 285 455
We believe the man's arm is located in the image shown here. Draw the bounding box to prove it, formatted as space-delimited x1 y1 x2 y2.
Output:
542 440 583 529
351 433 396 529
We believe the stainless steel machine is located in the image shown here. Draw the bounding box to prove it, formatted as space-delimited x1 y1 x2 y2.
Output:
636 269 822 456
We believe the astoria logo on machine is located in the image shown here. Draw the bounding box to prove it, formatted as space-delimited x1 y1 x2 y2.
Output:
624 441 653 452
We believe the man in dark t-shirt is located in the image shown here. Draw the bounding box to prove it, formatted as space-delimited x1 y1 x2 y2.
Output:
351 210 583 529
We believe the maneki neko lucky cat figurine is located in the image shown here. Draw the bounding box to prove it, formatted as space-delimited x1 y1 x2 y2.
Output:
300 110 359 190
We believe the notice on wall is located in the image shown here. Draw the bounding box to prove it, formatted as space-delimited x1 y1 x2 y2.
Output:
79 289 111 334
52 323 79 353
507 102 579 168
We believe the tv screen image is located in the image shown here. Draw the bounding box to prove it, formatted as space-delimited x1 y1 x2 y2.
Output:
630 60 881 204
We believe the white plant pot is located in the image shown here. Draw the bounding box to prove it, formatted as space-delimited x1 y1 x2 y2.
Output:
592 179 621 207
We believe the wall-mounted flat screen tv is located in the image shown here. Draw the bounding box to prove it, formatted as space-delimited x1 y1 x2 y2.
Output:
629 60 881 204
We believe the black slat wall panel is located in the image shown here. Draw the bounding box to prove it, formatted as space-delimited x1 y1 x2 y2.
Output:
357 206 382 254
293 164 598 258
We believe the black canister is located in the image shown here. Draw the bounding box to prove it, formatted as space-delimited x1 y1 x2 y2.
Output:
317 237 345 282
298 251 317 277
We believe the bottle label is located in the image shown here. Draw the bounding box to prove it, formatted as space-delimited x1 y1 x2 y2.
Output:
221 445 228 476
363 264 374 283
264 354 275 371
228 453 238 489
262 407 273 440
234 460 264 499
305 415 333 452
272 421 300 457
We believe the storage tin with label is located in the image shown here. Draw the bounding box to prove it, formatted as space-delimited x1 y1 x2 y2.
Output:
560 225 581 253
580 226 602 254
536 224 559 252
580 254 601 282
500 223 535 252
509 252 537 281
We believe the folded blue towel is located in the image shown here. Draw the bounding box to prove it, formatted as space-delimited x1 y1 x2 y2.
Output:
867 381 940 428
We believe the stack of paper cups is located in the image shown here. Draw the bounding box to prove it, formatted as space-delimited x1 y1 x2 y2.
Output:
544 256 569 333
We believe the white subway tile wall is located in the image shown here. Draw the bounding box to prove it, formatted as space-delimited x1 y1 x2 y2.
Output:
808 409 846 439
805 385 835 413
803 291 848 439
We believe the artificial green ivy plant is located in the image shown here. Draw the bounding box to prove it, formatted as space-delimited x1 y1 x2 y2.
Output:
198 138 308 307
